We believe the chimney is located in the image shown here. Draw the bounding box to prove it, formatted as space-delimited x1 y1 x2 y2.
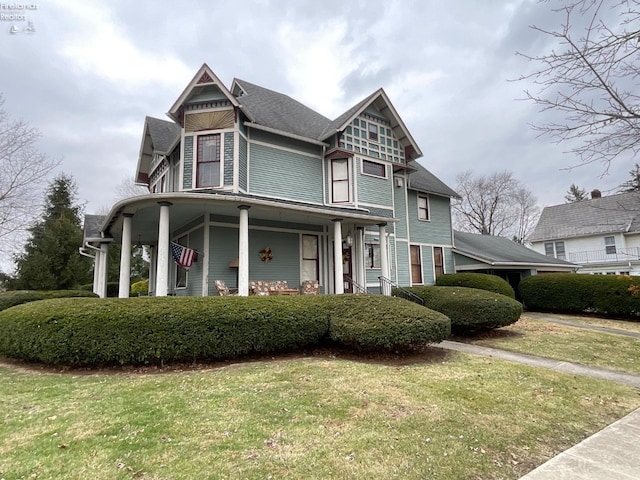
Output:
591 189 602 199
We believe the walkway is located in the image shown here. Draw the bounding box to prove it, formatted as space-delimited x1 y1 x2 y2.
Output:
434 312 640 479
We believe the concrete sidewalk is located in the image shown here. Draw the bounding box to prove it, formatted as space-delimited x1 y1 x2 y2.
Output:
435 325 640 479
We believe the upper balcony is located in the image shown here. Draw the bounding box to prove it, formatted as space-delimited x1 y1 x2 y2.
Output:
568 247 640 265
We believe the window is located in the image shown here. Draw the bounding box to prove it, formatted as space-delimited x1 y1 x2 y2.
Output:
544 241 565 259
410 245 422 284
301 235 319 281
433 246 444 278
544 242 554 257
197 134 221 188
368 123 378 142
418 196 430 221
362 160 385 178
174 234 188 289
365 243 380 269
605 236 616 255
331 158 349 203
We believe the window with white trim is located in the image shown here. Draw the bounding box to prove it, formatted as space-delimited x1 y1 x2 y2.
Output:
433 246 444 278
174 234 188 289
331 158 350 203
544 241 565 259
365 243 380 268
196 134 221 188
410 245 422 284
604 236 616 255
418 195 430 221
301 234 319 281
362 159 386 178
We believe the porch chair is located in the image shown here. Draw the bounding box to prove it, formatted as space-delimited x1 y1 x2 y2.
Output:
214 279 238 296
301 280 320 295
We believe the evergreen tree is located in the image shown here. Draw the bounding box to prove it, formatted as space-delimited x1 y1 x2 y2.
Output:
618 163 640 193
564 184 587 203
11 173 92 290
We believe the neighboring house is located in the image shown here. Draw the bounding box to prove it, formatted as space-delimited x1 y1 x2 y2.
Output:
529 191 640 275
453 230 577 293
82 63 459 298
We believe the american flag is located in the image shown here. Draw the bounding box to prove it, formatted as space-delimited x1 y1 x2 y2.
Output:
170 242 196 271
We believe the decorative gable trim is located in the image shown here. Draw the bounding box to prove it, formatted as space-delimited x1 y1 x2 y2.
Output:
326 89 423 161
168 63 239 124
325 148 354 159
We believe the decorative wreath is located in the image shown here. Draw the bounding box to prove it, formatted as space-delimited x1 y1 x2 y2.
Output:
259 247 273 262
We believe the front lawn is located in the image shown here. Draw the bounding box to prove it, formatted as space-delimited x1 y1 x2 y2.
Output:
1 349 638 480
461 315 640 375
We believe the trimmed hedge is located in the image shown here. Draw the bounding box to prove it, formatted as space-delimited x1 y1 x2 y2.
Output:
0 294 451 366
326 295 450 350
402 286 522 333
436 273 515 299
519 273 640 317
0 290 98 312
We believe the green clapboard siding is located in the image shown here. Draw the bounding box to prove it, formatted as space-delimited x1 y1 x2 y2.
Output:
357 158 393 207
421 245 435 286
395 240 410 286
250 143 323 203
407 192 453 245
209 226 242 294
248 229 301 287
394 178 408 239
239 136 248 191
183 135 193 189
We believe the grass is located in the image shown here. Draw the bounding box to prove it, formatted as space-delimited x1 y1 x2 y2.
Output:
461 315 640 375
532 313 640 334
1 349 639 480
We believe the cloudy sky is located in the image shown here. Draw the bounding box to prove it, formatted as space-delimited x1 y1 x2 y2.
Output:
0 1 634 231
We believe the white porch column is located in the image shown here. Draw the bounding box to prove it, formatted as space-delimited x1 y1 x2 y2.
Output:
379 223 390 295
202 214 210 296
238 206 250 296
156 202 172 297
356 227 365 291
92 249 100 295
118 214 133 298
98 243 109 298
333 219 344 294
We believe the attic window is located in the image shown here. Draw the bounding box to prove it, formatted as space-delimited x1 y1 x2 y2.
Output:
368 123 378 142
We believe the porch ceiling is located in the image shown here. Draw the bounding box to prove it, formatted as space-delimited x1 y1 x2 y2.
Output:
102 192 394 244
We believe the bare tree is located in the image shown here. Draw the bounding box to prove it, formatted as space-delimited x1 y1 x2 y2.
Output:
0 95 60 253
518 0 640 171
565 183 588 202
452 170 539 242
114 175 149 200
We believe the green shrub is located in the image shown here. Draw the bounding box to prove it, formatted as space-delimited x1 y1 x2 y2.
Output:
403 286 522 334
436 273 515 299
519 273 640 317
326 295 450 350
0 290 97 312
0 296 330 366
130 279 149 296
0 294 452 366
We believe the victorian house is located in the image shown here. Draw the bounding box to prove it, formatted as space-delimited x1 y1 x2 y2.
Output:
82 64 459 297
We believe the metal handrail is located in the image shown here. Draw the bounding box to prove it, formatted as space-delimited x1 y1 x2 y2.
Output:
344 276 367 294
378 276 424 305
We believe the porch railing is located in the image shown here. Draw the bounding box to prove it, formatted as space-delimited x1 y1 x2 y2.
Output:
567 247 640 265
344 276 367 294
378 276 424 306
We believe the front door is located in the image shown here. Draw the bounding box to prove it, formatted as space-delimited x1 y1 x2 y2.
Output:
343 247 353 293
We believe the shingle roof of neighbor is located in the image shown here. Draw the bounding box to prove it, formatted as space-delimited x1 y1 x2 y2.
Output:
529 191 640 242
454 230 576 267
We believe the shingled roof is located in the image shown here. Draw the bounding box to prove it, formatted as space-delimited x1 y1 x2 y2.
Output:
454 231 577 268
529 191 640 242
407 161 459 198
234 79 331 141
145 116 181 154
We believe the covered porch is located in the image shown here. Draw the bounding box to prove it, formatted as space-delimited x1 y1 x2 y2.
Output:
88 192 394 298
